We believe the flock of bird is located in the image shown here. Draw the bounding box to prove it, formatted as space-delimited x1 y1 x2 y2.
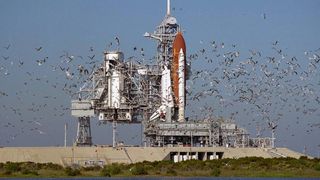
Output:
0 38 150 145
0 38 319 153
0 43 99 144
185 40 320 148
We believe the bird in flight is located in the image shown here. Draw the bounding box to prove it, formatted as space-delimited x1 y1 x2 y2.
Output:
268 121 278 130
3 44 10 50
115 36 120 46
35 47 42 51
36 57 48 66
2 56 9 60
88 55 95 60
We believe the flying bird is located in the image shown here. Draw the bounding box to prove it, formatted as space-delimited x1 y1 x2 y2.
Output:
115 36 120 46
36 57 48 66
88 55 95 60
2 56 9 60
35 47 42 51
262 13 267 20
3 44 10 50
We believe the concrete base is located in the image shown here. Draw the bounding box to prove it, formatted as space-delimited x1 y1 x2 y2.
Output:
0 146 305 167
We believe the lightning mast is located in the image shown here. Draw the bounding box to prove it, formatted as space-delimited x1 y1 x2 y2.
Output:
167 0 171 16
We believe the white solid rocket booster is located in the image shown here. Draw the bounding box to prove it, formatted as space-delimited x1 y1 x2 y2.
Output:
178 48 185 122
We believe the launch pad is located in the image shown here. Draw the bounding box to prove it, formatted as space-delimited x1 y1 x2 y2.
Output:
71 0 274 149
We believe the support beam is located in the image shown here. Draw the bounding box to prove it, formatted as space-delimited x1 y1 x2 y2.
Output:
113 109 118 148
75 117 92 146
112 120 117 148
64 123 68 147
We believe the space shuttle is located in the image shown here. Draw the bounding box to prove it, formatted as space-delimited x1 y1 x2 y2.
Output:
149 0 187 123
150 32 187 123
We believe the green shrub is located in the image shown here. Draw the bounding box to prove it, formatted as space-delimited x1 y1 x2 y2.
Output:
131 164 148 175
210 168 221 177
166 168 177 176
4 162 21 172
82 165 102 171
100 168 111 177
154 160 174 170
42 162 63 170
21 169 39 176
21 169 30 175
109 164 122 175
65 167 81 176
20 162 39 171
100 164 122 176
178 160 205 171
315 163 320 171
299 156 308 160
3 170 12 175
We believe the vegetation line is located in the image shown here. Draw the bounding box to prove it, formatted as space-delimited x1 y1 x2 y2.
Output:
0 156 319 178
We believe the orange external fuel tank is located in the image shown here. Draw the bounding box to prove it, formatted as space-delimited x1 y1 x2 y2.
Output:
171 32 186 106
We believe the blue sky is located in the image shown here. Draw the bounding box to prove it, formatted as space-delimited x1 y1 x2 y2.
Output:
0 0 319 157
